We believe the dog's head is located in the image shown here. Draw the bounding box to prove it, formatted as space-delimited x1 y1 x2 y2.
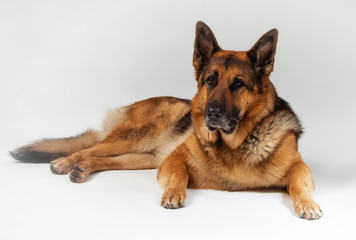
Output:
191 21 278 148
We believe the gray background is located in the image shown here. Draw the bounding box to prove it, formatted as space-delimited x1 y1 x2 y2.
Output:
1 0 355 239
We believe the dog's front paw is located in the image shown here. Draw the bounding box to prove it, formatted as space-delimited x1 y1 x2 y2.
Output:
295 200 323 220
161 189 186 209
50 158 73 174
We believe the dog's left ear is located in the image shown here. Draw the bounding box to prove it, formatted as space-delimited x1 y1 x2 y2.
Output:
247 29 278 75
193 21 221 79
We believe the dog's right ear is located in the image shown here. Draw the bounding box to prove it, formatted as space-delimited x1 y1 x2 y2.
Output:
193 21 221 79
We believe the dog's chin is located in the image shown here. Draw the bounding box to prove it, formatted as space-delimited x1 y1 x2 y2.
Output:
221 125 236 134
206 122 237 134
207 125 217 131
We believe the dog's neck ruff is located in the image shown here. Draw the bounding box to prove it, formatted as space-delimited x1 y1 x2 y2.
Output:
240 110 302 164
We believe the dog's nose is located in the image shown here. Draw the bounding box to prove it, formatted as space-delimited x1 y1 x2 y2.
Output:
207 106 223 119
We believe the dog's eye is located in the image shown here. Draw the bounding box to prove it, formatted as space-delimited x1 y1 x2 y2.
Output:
206 75 217 86
230 78 244 91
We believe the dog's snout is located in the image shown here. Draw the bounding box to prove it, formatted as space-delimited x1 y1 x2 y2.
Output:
205 103 239 133
207 106 224 119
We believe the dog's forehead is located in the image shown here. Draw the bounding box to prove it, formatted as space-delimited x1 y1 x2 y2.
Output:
210 51 251 71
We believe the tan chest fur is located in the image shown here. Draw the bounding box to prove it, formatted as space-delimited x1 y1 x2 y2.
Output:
184 110 302 191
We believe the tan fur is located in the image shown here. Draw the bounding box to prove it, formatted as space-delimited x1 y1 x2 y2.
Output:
241 110 302 164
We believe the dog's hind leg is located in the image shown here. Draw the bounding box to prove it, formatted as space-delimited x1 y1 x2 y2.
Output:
50 139 153 175
67 153 159 183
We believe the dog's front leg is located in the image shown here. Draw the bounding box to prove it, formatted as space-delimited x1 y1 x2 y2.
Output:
157 150 189 209
287 160 323 220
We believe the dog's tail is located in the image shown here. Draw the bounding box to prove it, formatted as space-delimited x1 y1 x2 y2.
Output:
9 129 100 163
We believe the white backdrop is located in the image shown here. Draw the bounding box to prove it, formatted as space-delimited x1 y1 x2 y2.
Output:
1 0 356 239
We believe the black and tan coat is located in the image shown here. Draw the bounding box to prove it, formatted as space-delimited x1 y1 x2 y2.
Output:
10 21 322 220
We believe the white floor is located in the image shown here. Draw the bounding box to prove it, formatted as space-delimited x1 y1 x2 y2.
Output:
0 147 355 240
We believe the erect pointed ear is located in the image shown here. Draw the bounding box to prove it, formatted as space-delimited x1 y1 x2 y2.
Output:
193 21 221 78
247 28 278 75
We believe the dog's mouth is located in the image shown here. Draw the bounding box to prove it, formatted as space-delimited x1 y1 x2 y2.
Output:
206 118 238 134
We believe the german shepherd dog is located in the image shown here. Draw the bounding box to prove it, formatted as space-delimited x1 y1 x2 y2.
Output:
10 21 322 220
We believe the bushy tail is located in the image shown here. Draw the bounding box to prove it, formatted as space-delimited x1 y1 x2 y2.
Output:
9 129 100 163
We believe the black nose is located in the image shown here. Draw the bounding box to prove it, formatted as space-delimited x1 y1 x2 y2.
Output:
207 106 224 119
